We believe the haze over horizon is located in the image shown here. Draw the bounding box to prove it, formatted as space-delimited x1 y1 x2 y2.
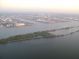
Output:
0 0 79 14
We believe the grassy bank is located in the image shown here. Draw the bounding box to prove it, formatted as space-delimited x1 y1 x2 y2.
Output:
0 31 56 44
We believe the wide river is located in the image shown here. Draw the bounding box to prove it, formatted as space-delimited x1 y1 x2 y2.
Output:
0 20 79 39
0 20 79 59
0 30 79 59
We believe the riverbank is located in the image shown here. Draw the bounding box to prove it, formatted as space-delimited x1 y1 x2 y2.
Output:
0 31 56 44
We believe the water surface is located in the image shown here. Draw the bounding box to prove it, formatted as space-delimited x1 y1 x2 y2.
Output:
0 31 79 59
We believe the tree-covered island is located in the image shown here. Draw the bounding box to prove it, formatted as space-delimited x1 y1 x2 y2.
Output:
0 31 57 44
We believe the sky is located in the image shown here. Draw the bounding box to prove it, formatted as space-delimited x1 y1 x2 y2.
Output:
0 0 79 13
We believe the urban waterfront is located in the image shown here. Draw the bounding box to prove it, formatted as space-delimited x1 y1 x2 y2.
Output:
1 0 79 59
0 13 79 59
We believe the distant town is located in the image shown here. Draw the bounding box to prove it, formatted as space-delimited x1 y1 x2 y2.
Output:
0 15 33 28
0 13 79 28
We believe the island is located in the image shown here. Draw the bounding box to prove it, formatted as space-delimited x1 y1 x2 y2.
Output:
0 31 57 44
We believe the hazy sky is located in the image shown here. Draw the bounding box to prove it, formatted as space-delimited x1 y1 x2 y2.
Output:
0 0 79 13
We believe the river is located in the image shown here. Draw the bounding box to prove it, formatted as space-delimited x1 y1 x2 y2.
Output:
0 18 79 59
0 30 79 59
0 20 79 39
